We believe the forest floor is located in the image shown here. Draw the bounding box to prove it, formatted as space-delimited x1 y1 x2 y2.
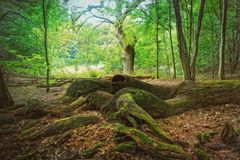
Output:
0 77 240 160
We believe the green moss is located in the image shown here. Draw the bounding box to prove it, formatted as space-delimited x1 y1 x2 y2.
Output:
64 96 86 112
82 142 104 158
193 147 211 160
116 93 173 143
199 80 240 88
30 115 101 139
60 96 78 105
196 131 218 143
65 79 111 97
114 141 137 153
22 119 40 130
112 123 190 159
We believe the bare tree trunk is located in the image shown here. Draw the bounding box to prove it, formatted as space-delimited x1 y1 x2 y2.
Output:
123 45 135 75
172 0 191 81
42 0 50 92
189 0 193 59
190 0 205 81
210 2 216 79
218 0 229 80
168 0 177 79
155 0 160 79
0 66 14 107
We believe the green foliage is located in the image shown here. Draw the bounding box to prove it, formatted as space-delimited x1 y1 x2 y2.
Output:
0 0 239 78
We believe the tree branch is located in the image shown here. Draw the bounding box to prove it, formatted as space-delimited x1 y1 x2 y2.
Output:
88 9 114 25
0 10 44 31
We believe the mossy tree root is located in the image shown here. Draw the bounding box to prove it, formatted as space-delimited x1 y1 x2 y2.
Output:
29 114 101 140
65 79 111 97
15 100 67 119
102 87 194 119
111 123 191 160
81 142 105 158
113 141 138 154
81 91 113 111
110 93 173 143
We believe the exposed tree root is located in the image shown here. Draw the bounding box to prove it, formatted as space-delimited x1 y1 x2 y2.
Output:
111 123 191 160
65 79 111 97
221 123 240 145
29 114 101 140
81 91 113 111
102 87 173 118
196 131 219 144
193 147 211 160
81 142 105 158
20 119 41 138
14 75 239 159
0 113 15 126
64 96 87 112
113 141 138 154
15 100 67 119
108 93 173 143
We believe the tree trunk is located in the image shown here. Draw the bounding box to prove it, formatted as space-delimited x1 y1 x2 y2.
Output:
172 0 191 81
0 66 14 107
168 0 177 79
155 0 160 79
116 24 136 75
218 0 229 80
123 45 135 75
189 0 193 59
111 74 177 100
42 0 50 92
190 0 205 81
210 1 216 79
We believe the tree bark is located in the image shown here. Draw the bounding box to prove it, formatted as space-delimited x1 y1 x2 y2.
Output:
42 0 50 92
172 0 191 81
190 0 205 81
123 45 135 75
189 0 193 59
111 74 177 99
116 24 136 75
155 0 160 79
168 0 177 79
218 0 229 80
0 66 14 107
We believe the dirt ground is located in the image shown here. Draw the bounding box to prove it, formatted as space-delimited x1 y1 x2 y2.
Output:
0 78 240 160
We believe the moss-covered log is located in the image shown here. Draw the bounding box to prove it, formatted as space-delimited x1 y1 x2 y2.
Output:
111 74 178 99
176 80 240 105
30 114 101 139
103 80 240 119
65 79 111 97
111 123 190 160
